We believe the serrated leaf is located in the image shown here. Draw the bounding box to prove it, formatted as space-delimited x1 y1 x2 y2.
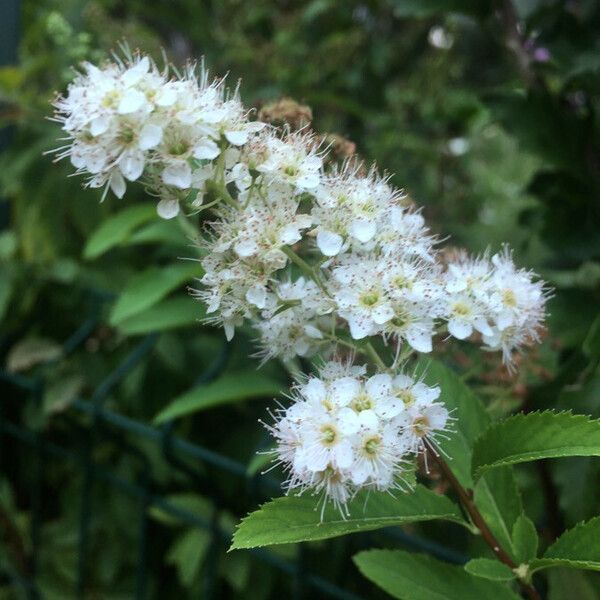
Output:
531 517 600 573
154 372 283 424
84 204 156 259
512 514 538 564
230 485 465 549
464 558 516 581
472 411 600 480
109 263 200 326
353 550 520 600
117 297 204 336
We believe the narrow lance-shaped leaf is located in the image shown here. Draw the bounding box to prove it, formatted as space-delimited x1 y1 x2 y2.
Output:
230 485 466 549
109 263 201 326
117 297 204 336
84 204 156 259
472 411 600 480
154 371 284 424
530 517 600 574
353 549 521 600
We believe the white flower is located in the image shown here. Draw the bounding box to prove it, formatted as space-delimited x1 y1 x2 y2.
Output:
331 257 394 339
265 363 448 515
254 130 323 191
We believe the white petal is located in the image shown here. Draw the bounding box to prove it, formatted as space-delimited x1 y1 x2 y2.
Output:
338 408 360 435
109 171 126 199
304 324 323 339
138 123 163 150
162 163 192 189
155 86 177 107
406 328 433 353
245 284 267 309
426 405 448 430
193 139 220 160
349 218 377 243
119 150 145 181
156 198 180 220
224 130 248 146
122 57 149 86
448 318 472 340
371 303 394 325
117 89 146 114
90 115 110 136
316 230 343 256
347 316 373 340
224 321 235 341
279 224 302 246
330 377 360 407
333 440 353 469
303 378 327 405
365 374 392 399
234 238 258 257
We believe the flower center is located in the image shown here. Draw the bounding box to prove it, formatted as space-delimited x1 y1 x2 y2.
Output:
284 165 299 177
363 435 381 456
412 415 430 437
396 388 415 406
320 425 337 446
502 289 517 308
169 141 190 156
359 290 380 307
452 301 471 317
102 89 121 108
352 392 373 412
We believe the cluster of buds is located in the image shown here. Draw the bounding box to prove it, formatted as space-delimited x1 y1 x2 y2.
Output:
52 52 548 513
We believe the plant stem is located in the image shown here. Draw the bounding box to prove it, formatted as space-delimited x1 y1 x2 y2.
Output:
281 246 330 295
426 442 542 600
364 341 388 372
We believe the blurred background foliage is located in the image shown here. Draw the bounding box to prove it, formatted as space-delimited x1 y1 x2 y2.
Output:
1 0 600 598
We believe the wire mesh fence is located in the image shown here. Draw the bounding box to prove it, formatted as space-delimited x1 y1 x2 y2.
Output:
0 290 468 599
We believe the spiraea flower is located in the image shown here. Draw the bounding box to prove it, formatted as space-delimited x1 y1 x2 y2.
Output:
52 50 550 517
266 362 447 515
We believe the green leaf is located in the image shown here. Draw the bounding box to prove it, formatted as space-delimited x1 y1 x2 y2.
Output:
472 411 600 480
548 569 600 600
473 467 523 559
531 517 600 573
353 550 521 600
117 297 204 336
230 485 465 549
420 360 488 488
583 314 600 361
109 263 200 326
83 204 156 259
167 529 211 587
127 220 188 247
154 371 283 424
464 558 516 581
6 337 62 372
512 514 539 564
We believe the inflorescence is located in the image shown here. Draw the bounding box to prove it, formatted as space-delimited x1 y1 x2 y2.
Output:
52 51 548 514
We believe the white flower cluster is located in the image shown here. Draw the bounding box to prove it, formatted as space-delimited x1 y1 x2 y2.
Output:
266 362 449 515
52 52 264 217
53 52 549 513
